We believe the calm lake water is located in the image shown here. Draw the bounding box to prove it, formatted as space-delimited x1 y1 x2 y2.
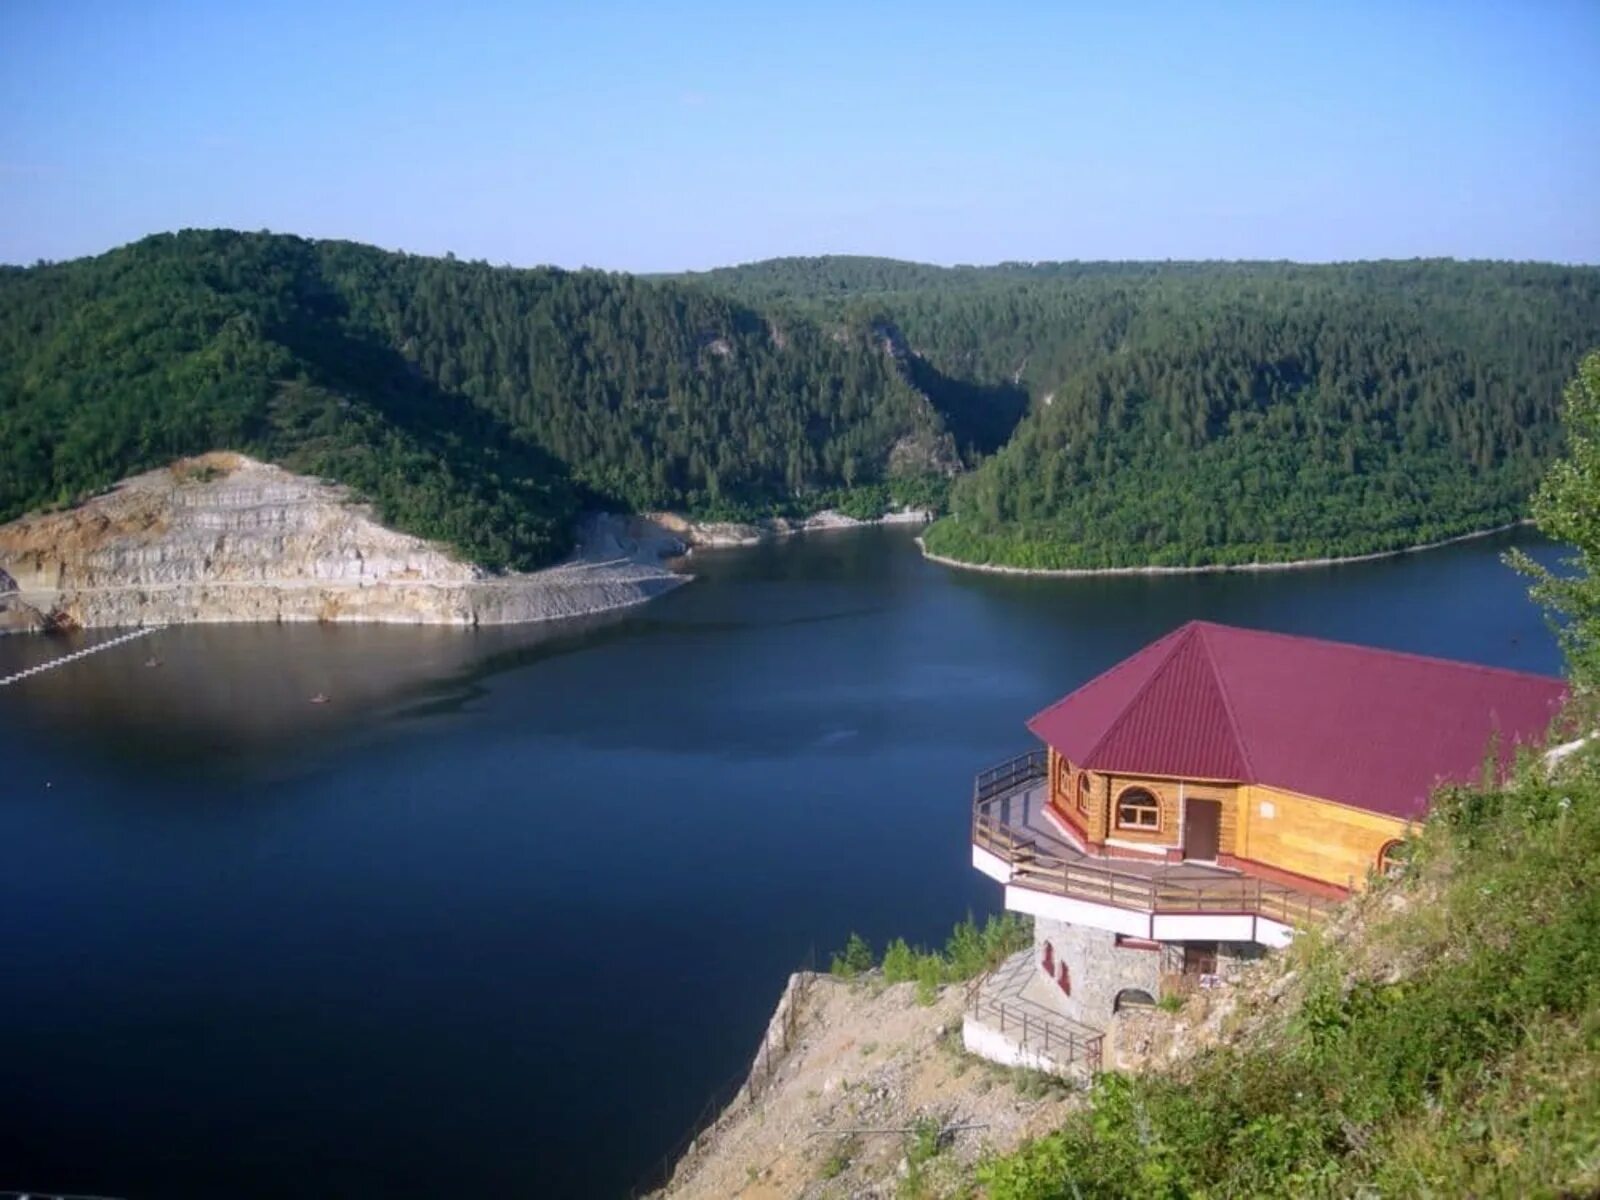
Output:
0 528 1566 1198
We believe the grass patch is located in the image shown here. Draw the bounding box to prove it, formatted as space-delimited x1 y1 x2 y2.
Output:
818 1135 859 1181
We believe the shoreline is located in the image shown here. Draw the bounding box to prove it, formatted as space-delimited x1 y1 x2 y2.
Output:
0 502 930 636
4 473 1534 633
915 520 1533 579
649 506 932 553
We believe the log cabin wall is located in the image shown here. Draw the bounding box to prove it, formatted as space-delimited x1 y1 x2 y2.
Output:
1048 756 1254 857
1234 783 1409 891
1085 769 1110 842
1184 783 1241 857
1037 744 1410 889
1048 750 1111 843
1098 775 1246 856
1101 773 1181 849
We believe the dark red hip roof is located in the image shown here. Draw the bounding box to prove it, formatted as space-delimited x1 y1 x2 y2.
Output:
1026 621 1568 822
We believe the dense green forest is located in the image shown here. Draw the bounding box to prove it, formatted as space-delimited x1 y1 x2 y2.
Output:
692 256 1600 568
3 234 1597 571
0 232 955 570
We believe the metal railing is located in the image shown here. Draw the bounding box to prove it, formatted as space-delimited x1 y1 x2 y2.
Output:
974 748 1048 803
965 968 1104 1073
971 752 1338 928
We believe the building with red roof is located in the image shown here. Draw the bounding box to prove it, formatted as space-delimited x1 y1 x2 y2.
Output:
963 621 1567 1076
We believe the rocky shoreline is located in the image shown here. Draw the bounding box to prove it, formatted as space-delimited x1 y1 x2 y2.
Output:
916 519 1531 579
650 506 931 551
0 455 935 635
0 455 688 634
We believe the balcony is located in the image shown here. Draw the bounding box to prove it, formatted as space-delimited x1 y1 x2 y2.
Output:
972 752 1337 943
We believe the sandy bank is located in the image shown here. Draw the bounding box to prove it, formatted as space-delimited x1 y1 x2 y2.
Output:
917 520 1532 579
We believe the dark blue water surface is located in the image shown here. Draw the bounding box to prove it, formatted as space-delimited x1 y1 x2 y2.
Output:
0 528 1566 1198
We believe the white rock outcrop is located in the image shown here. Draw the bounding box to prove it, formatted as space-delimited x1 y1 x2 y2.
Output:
648 506 931 549
0 453 687 631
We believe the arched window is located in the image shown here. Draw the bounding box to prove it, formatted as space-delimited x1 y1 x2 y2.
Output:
1057 961 1072 995
1076 770 1092 814
1116 787 1161 831
1113 988 1157 1013
1377 839 1407 877
1040 940 1055 975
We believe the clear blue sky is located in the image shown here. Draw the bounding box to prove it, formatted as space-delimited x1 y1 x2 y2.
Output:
3 1 1597 269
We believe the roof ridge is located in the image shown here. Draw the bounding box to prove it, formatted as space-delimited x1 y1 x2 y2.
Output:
1194 623 1258 781
1081 623 1214 767
1025 622 1196 730
1200 621 1564 686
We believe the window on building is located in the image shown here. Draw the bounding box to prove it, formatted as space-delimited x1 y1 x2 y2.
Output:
1377 839 1408 877
1057 961 1071 995
1040 940 1054 975
1116 787 1161 831
1076 770 1091 814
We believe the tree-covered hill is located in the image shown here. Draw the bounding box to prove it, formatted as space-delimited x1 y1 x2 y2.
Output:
0 232 954 570
4 235 1597 573
691 256 1600 567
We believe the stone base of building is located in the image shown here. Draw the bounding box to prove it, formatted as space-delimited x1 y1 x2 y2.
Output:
963 948 1103 1077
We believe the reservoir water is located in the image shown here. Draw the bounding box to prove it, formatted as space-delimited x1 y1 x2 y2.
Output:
0 528 1566 1198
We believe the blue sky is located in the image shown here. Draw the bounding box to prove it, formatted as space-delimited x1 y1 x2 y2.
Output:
3 1 1597 269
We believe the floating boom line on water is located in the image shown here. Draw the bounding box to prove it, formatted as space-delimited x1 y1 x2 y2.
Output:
0 626 167 688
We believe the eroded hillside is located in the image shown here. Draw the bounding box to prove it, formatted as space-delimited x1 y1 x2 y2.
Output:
0 453 684 630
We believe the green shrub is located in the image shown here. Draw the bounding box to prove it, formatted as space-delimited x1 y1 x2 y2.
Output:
818 1136 857 1180
907 1115 945 1166
829 932 875 978
839 914 1032 993
881 937 918 983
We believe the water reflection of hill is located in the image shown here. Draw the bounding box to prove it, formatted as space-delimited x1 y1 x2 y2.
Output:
0 614 635 768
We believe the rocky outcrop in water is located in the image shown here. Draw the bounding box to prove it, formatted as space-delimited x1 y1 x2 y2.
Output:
0 454 686 631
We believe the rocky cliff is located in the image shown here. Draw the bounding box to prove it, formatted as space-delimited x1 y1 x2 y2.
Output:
0 453 686 631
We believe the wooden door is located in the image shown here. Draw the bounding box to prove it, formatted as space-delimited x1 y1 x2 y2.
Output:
1184 798 1221 861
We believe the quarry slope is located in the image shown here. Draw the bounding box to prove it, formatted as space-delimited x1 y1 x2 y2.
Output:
0 453 685 632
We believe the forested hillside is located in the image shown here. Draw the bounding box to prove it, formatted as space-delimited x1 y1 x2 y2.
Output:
4 235 1597 572
0 232 954 570
695 257 1600 568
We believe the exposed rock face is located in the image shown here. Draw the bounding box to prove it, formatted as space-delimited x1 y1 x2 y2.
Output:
652 973 1084 1200
0 566 44 634
650 506 932 550
0 453 686 631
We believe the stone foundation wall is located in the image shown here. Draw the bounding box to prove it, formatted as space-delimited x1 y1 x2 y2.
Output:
1032 918 1163 1026
1033 921 1273 1024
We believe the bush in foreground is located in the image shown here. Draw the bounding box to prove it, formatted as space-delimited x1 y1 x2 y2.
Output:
829 913 1031 1002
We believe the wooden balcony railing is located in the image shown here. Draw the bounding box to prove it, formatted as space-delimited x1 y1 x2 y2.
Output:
971 752 1337 928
